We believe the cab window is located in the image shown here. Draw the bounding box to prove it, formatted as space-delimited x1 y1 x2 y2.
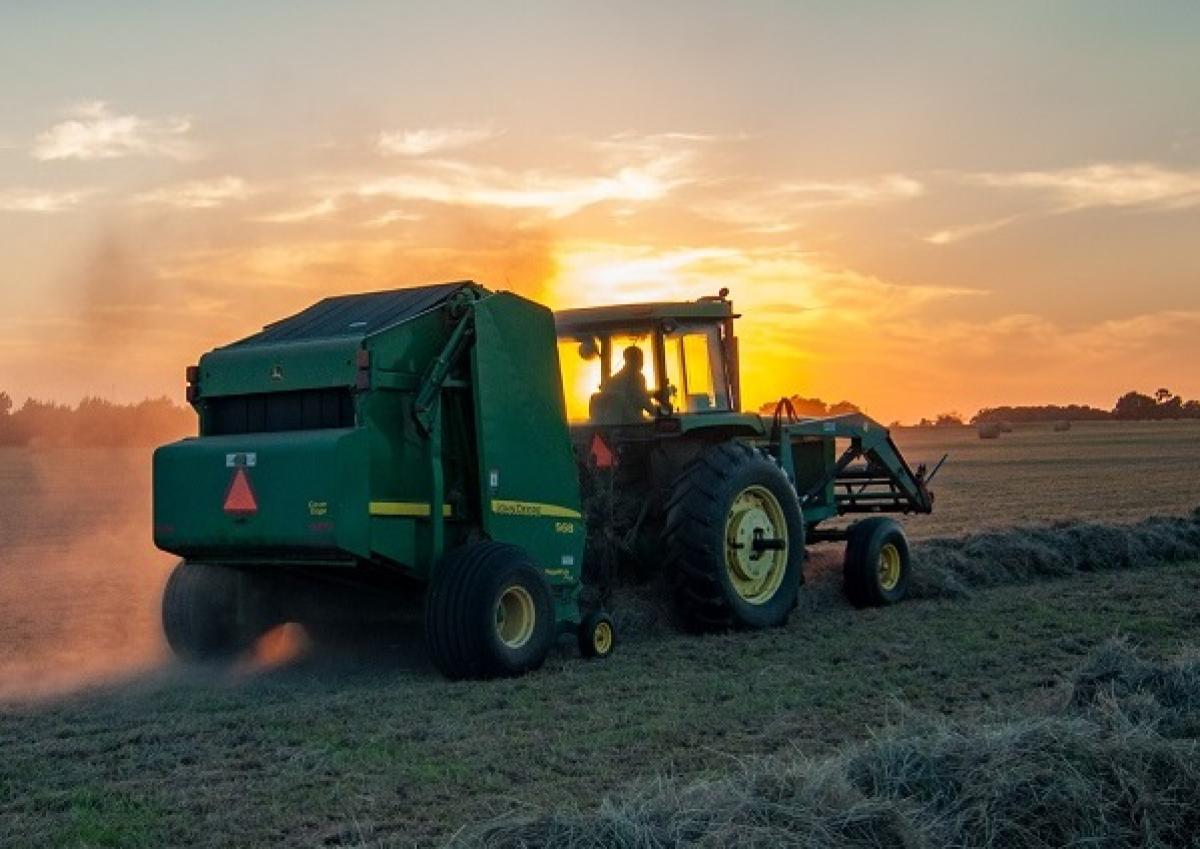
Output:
557 337 602 422
557 332 659 423
666 326 729 413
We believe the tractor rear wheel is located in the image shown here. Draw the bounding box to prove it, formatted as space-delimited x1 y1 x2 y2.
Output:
843 517 911 607
424 542 555 680
663 442 804 631
162 560 268 662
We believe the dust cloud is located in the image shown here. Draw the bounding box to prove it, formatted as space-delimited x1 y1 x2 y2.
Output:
0 448 171 701
0 448 418 702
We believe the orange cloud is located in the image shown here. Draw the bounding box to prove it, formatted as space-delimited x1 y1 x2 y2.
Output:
376 126 500 157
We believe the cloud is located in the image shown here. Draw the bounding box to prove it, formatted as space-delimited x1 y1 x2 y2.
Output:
31 101 199 161
924 214 1024 245
0 187 98 213
251 196 338 223
970 163 1200 211
695 174 924 233
592 130 751 157
361 209 424 228
355 155 688 218
774 174 924 207
133 177 249 209
925 162 1200 245
376 126 498 157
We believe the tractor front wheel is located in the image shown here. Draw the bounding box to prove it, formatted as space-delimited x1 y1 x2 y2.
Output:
162 560 271 662
663 442 804 631
843 517 911 607
424 542 555 680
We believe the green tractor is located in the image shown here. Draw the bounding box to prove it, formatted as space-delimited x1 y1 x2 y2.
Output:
154 282 937 679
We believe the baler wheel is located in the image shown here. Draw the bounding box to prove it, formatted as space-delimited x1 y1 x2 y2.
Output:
579 610 616 660
663 442 804 631
162 560 263 662
424 542 555 680
843 517 911 607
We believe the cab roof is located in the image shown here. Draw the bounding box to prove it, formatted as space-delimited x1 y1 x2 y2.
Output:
554 297 735 334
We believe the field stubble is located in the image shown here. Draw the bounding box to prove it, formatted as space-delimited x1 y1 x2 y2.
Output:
0 421 1199 846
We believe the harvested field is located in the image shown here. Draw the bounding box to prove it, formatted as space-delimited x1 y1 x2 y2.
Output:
1 421 1199 846
890 420 1200 538
5 563 1199 847
455 640 1200 849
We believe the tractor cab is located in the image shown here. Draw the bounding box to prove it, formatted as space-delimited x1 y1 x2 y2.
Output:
554 289 744 427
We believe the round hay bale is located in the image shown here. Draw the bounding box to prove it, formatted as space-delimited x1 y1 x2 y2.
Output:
1054 420 1072 432
977 422 1002 440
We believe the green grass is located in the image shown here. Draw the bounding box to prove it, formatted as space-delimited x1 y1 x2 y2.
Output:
2 560 1199 848
456 639 1200 849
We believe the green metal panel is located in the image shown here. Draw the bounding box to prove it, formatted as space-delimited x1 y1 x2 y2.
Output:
199 338 361 396
786 437 838 523
677 411 766 437
358 307 477 575
470 293 585 615
153 428 370 561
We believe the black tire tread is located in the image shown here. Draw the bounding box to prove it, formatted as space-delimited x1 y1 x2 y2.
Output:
843 517 911 608
662 442 803 631
424 542 554 680
578 610 616 659
162 561 250 662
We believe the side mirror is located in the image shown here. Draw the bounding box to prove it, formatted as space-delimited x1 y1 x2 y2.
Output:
577 337 599 360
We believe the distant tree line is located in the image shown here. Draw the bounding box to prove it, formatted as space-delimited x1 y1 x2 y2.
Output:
757 395 861 418
911 413 970 428
758 388 1200 428
973 389 1200 424
0 391 193 447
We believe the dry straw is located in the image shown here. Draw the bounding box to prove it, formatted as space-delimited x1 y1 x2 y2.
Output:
453 638 1200 848
909 509 1200 599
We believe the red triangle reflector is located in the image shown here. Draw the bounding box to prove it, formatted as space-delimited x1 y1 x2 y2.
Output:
224 467 258 514
590 432 615 469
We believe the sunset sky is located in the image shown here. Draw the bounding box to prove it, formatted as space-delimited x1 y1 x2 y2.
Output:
1 1 1197 422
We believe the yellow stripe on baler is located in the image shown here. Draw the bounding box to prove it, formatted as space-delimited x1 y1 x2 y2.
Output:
490 499 582 519
369 501 453 518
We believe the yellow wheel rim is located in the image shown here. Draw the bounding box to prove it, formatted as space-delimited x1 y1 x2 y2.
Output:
878 543 902 591
593 621 613 655
724 485 789 604
496 585 536 649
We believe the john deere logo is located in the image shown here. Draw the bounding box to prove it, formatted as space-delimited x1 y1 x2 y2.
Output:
269 364 284 381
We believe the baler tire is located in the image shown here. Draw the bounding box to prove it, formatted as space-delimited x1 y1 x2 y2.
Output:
425 542 555 680
578 610 616 660
843 518 911 608
162 560 258 662
662 442 804 631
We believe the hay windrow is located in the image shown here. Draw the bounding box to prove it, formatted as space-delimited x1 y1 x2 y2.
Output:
452 640 1200 849
604 511 1200 638
909 510 1200 599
